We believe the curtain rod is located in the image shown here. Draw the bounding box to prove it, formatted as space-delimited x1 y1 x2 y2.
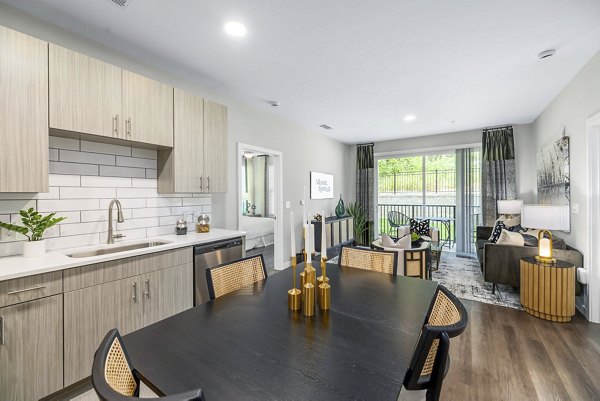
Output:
483 124 512 131
356 142 374 146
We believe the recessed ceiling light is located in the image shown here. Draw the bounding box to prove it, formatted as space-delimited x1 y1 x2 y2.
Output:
538 49 556 60
224 21 247 37
320 124 332 130
403 115 416 122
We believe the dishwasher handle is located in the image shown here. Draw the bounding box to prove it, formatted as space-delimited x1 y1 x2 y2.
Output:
194 238 243 255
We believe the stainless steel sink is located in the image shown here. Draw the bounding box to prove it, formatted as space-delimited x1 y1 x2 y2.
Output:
66 240 173 258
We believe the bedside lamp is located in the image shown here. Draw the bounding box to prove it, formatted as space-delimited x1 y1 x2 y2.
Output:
521 205 570 264
497 199 523 219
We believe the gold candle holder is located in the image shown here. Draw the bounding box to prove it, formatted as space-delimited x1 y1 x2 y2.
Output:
317 258 330 286
318 259 330 310
287 256 301 311
303 282 315 316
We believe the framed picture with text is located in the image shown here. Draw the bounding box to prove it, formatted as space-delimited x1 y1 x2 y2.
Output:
310 172 334 199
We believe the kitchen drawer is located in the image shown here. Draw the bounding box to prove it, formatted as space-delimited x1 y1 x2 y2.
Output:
0 271 63 307
64 247 193 292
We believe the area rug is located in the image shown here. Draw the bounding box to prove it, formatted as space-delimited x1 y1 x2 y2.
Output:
329 253 522 310
432 253 522 310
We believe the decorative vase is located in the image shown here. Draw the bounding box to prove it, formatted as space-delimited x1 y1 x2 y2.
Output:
23 239 46 258
335 194 346 218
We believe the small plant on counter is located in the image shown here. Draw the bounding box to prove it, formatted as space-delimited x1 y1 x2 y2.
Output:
0 208 66 241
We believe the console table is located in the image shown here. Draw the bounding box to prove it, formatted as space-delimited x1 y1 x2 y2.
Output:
519 257 575 322
312 216 355 258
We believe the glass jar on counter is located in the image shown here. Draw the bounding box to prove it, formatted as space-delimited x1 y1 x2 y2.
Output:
196 214 210 233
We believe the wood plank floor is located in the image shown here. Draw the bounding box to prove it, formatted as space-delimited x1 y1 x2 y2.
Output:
401 300 600 401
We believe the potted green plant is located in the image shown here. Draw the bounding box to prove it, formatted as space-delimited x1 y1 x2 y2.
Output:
346 202 369 245
0 208 66 258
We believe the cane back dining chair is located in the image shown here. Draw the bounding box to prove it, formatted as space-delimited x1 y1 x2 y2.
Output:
339 246 399 276
402 284 468 401
92 329 205 401
205 254 268 300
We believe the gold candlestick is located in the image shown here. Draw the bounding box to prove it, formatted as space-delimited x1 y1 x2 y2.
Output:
303 282 315 316
319 258 331 310
287 256 301 310
317 258 330 286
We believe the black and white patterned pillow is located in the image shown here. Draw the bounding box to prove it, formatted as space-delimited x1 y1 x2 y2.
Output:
489 221 507 243
410 218 430 236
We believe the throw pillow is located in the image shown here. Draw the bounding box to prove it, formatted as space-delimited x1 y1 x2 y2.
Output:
508 224 524 233
381 234 395 247
497 229 525 246
410 218 430 236
522 234 538 247
489 221 507 243
389 235 411 250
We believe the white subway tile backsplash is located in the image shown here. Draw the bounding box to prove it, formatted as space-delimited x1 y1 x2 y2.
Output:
50 161 99 176
38 199 100 212
81 209 133 222
131 148 157 160
0 200 36 214
49 136 79 151
60 149 116 166
0 136 212 257
81 140 131 157
99 198 146 209
116 156 157 169
117 188 159 198
60 187 116 199
146 198 182 207
81 176 132 188
132 207 171 218
100 165 146 178
50 174 81 187
131 178 157 188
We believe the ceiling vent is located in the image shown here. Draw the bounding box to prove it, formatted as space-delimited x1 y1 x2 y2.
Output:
320 124 332 130
106 0 134 8
537 49 556 60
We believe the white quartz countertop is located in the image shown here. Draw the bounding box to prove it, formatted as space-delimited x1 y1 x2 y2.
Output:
0 229 246 282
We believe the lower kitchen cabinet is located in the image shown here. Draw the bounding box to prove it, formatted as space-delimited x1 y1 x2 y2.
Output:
0 295 63 400
64 261 193 386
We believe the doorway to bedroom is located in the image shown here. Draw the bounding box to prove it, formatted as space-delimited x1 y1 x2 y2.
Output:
238 143 284 273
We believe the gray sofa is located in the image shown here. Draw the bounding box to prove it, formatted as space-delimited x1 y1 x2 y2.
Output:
476 226 583 294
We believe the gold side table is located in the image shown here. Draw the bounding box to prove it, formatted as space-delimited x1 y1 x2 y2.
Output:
519 257 575 322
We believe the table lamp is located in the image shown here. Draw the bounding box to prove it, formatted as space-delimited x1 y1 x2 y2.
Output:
521 205 570 264
497 199 523 219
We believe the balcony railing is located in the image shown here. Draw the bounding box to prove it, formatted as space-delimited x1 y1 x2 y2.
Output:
378 168 480 194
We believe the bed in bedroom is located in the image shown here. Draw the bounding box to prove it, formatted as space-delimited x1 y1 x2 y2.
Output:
240 215 275 251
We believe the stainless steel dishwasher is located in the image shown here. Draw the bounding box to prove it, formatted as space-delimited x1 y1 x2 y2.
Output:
194 237 245 305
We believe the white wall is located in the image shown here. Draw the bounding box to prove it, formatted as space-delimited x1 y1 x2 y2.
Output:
0 3 350 261
528 50 600 261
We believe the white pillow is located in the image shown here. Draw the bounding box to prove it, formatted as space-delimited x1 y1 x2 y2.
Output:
496 229 525 246
397 226 410 237
389 235 411 249
381 234 395 247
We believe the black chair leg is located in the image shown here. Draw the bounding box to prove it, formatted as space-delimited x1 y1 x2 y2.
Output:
492 283 497 294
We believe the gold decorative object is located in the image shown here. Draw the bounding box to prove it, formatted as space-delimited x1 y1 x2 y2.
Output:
318 259 330 310
287 256 301 310
535 229 556 264
303 282 315 316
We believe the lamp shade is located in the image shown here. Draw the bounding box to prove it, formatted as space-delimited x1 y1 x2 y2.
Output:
521 204 570 230
497 199 523 215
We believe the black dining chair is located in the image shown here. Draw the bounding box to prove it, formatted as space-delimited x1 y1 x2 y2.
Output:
205 254 268 300
92 329 205 401
402 285 468 401
339 245 398 276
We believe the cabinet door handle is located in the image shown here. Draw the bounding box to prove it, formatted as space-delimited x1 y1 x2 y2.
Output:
112 115 116 136
207 176 210 192
144 279 150 298
132 282 137 302
0 316 4 346
126 118 131 137
115 114 120 136
6 284 46 295
199 176 203 191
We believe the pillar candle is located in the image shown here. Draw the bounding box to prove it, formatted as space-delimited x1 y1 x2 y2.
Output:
290 211 295 257
304 223 310 257
303 186 307 225
539 237 551 258
321 210 327 259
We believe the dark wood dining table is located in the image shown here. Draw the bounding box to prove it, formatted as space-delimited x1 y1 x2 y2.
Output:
123 263 438 401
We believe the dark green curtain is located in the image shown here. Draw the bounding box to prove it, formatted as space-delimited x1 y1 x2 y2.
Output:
482 126 516 226
356 144 374 244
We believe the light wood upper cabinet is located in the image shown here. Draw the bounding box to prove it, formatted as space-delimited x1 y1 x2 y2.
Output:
49 44 122 138
203 100 228 193
0 295 63 400
158 89 204 193
0 26 48 192
122 69 174 147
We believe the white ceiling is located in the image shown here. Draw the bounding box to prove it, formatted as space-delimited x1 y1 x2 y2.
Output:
4 0 600 144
